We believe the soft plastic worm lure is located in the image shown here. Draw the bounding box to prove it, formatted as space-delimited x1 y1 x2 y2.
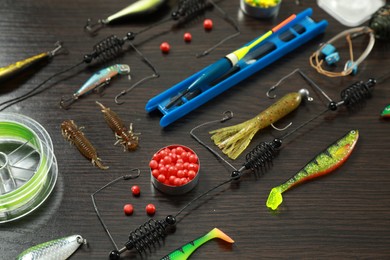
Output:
160 228 234 260
60 64 131 109
0 41 65 82
209 89 311 160
16 234 87 260
61 120 108 170
85 0 168 35
96 101 139 151
266 129 359 210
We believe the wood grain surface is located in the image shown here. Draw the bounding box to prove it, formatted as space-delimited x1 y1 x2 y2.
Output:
0 0 389 259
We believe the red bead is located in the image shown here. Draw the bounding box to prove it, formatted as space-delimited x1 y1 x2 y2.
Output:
160 42 170 53
188 170 196 180
131 185 141 196
184 32 192 42
123 204 134 215
146 203 156 215
157 174 166 183
203 19 213 30
149 160 158 169
188 154 198 163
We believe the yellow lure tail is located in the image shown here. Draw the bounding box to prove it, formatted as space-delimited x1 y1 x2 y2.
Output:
266 187 283 210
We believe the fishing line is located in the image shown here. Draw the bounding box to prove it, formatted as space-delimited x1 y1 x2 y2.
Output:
0 113 58 223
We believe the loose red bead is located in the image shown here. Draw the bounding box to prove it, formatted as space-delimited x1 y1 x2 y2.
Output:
184 32 192 42
160 42 170 53
203 19 213 30
131 185 141 196
146 203 156 215
123 204 134 215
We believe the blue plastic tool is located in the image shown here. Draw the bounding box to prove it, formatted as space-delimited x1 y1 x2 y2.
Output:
146 8 328 127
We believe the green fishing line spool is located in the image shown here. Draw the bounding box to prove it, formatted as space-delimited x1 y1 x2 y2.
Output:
0 113 58 223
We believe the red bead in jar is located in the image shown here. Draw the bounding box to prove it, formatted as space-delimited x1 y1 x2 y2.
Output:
149 144 200 195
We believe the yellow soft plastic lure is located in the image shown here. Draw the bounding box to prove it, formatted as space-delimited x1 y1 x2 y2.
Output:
266 129 359 210
210 89 310 160
0 42 64 82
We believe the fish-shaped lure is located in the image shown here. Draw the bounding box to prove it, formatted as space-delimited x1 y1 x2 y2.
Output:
85 0 167 35
210 89 311 160
17 234 86 260
160 228 234 260
266 129 359 210
0 42 65 82
60 64 130 109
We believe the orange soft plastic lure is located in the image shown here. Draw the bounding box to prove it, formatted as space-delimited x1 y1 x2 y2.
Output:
266 129 359 210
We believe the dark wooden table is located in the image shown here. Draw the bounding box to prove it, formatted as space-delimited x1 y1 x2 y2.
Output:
1 0 389 259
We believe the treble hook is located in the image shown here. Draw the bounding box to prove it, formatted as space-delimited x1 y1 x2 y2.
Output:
84 19 106 36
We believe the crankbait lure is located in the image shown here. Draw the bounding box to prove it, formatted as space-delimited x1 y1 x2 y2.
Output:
60 64 131 109
61 120 108 170
369 4 390 41
96 101 139 151
0 41 65 82
266 129 359 210
85 0 168 35
16 234 87 260
160 228 234 260
209 89 311 160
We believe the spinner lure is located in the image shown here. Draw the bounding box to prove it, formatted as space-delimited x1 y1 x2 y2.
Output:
266 129 359 210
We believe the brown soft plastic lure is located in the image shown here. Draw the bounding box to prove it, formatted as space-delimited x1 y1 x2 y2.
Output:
96 101 139 151
61 119 108 170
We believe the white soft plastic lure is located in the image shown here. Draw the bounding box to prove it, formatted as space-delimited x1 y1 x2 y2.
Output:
16 234 86 260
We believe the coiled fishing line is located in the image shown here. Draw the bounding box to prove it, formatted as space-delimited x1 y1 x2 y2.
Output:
0 113 58 223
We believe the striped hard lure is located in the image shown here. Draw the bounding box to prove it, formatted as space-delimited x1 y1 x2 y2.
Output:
266 129 359 210
17 234 86 260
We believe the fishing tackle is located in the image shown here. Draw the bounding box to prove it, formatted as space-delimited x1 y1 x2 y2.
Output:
60 64 131 109
209 88 312 160
16 234 87 260
0 31 158 111
96 101 139 151
160 228 234 260
380 104 390 118
266 129 359 210
145 8 328 127
85 0 168 35
0 41 65 82
310 26 375 77
61 120 108 170
369 4 390 41
191 70 377 179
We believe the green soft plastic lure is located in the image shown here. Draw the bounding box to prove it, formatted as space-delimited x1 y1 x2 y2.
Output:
266 129 359 210
160 228 234 260
380 104 390 118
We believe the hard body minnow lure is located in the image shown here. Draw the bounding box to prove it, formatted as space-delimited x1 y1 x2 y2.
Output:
210 89 311 160
85 0 168 35
61 120 108 170
0 41 65 82
60 64 130 109
17 234 86 260
266 129 359 210
96 101 139 151
380 104 390 118
160 228 234 260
